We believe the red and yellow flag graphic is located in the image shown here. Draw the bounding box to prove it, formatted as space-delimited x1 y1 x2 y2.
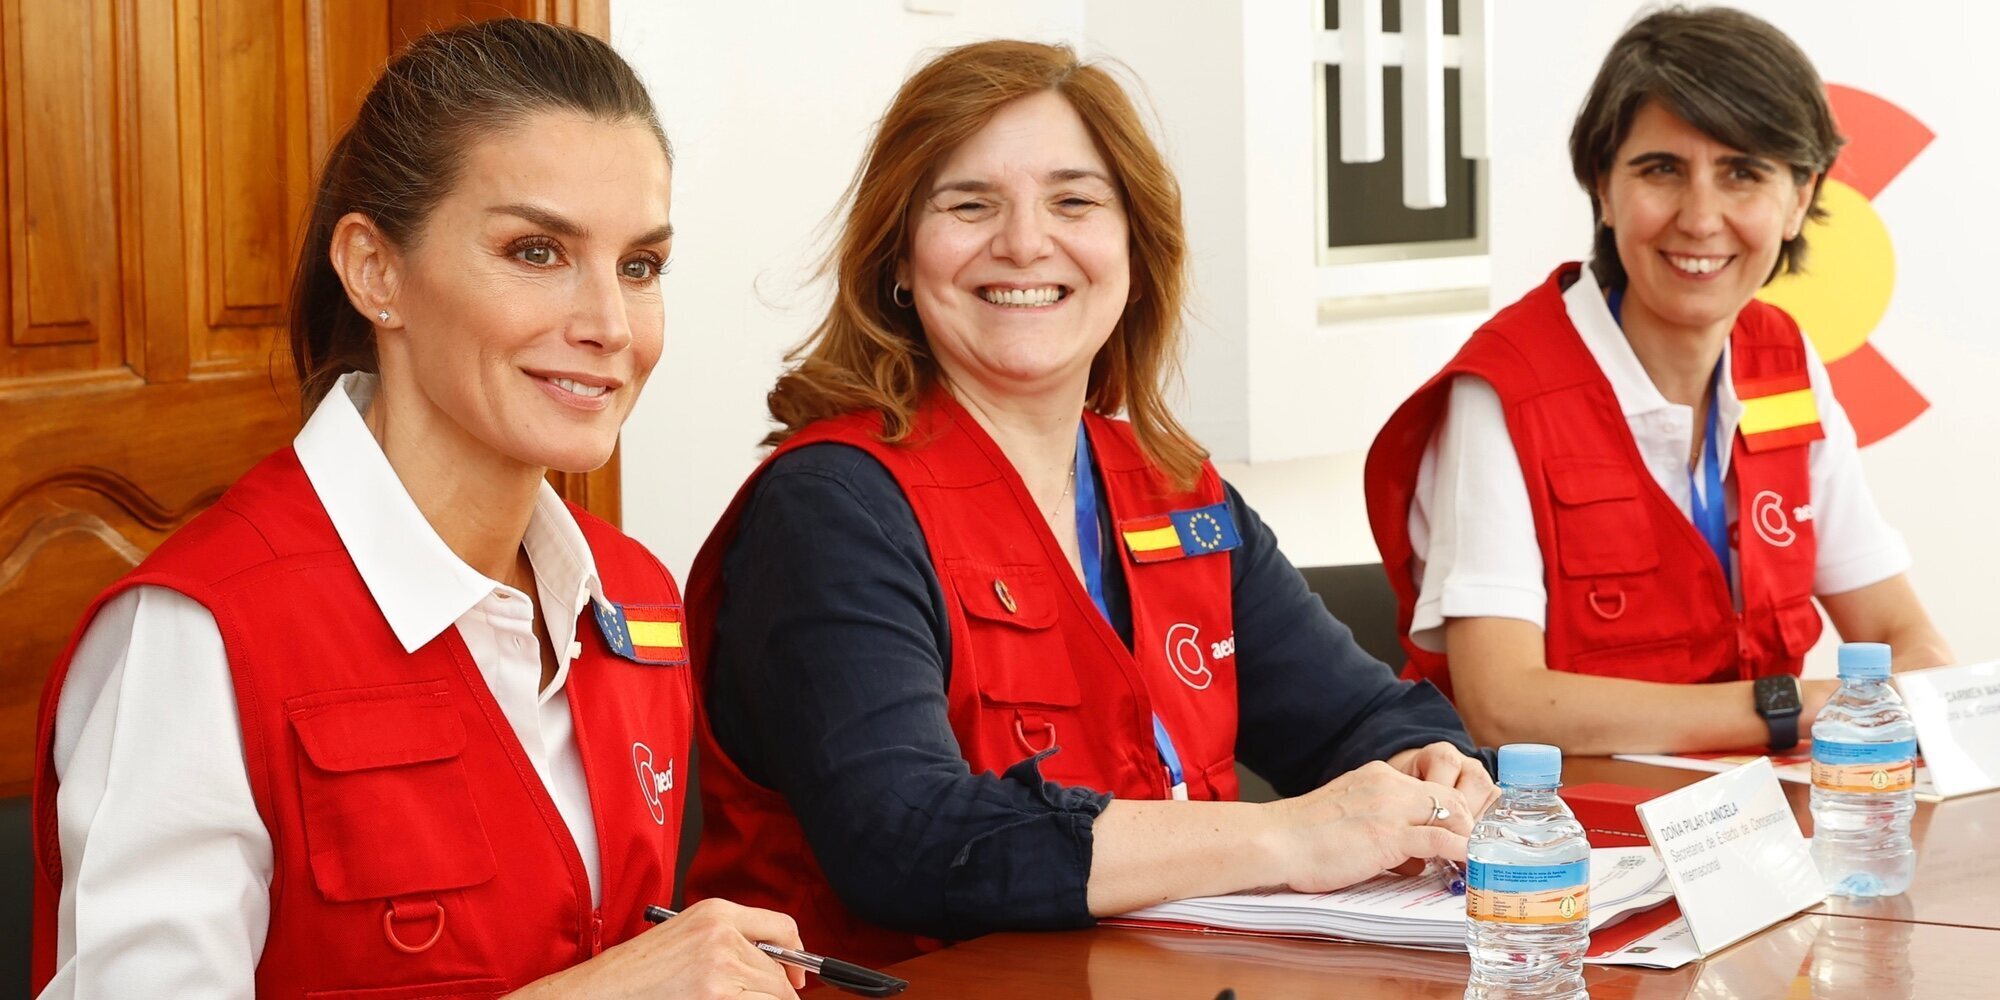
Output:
1756 84 1932 447
622 605 686 664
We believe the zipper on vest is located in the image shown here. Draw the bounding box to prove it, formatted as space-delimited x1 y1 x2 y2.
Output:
591 908 605 954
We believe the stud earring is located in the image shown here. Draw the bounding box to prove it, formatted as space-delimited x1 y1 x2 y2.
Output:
376 309 390 322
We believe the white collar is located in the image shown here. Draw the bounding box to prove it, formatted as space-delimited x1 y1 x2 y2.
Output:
293 373 608 657
1552 266 1744 418
1563 267 1745 474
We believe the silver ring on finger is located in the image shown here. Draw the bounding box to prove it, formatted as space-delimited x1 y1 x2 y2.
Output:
1427 794 1451 826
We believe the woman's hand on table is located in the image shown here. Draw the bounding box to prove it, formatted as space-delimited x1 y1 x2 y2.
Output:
1258 760 1474 894
1389 740 1500 818
512 898 806 1000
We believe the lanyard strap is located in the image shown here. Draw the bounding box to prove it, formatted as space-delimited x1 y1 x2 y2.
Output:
1073 422 1110 622
1610 286 1732 581
1687 365 1731 581
1071 422 1186 795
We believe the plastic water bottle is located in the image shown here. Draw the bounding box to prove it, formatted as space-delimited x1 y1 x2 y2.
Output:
1465 743 1590 1000
1809 642 1917 897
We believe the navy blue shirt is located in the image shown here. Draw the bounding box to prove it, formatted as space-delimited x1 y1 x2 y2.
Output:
707 442 1478 942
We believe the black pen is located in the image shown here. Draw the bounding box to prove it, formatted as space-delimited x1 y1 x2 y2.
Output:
644 905 908 997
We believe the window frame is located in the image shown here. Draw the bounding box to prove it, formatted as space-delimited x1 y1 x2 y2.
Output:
1313 0 1491 302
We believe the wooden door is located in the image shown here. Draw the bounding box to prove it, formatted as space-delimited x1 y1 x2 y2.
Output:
0 0 611 797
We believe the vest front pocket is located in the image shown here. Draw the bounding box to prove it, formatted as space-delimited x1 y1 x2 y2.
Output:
287 680 499 904
947 561 1088 768
1544 458 1661 579
949 562 1083 705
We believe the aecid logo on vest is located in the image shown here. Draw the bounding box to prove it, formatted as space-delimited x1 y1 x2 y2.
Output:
1164 623 1233 691
632 741 674 826
1750 490 1814 548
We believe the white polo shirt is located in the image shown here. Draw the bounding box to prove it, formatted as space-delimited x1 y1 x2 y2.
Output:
1405 266 1911 653
43 372 609 999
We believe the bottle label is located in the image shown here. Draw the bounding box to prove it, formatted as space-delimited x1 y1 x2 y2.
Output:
1811 738 1917 793
1465 859 1590 925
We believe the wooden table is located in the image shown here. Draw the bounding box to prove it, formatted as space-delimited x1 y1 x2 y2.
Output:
808 758 2000 999
851 917 1989 999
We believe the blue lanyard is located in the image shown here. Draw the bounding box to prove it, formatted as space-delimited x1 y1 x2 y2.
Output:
1071 422 1186 794
1609 287 1732 581
1687 365 1731 581
1073 422 1110 622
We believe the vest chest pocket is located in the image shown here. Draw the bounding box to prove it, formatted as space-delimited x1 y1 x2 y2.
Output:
947 561 1086 760
287 681 499 904
1545 458 1661 579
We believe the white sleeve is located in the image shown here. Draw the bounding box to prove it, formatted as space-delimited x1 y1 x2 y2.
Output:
40 586 270 1000
1406 374 1548 653
1801 348 1913 595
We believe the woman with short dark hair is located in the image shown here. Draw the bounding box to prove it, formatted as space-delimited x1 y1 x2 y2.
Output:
1365 6 1951 756
33 19 803 999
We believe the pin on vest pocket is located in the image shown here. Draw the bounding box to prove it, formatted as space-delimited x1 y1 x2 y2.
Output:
993 578 1017 615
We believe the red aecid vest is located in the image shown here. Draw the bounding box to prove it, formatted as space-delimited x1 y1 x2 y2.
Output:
685 394 1240 967
1365 264 1823 697
32 449 692 999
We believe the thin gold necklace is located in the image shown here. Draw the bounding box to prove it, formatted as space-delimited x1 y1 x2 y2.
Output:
1047 461 1077 519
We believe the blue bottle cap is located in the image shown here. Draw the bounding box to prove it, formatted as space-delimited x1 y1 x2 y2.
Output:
1837 642 1892 681
1497 743 1563 787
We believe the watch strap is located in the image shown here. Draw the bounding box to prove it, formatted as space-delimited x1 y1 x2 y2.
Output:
1766 709 1800 752
1761 674 1804 752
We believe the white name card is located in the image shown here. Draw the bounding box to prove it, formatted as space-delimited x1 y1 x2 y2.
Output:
1896 660 2000 799
1635 758 1824 955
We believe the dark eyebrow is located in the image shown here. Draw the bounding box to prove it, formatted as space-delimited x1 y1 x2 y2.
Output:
489 203 585 238
490 203 673 247
632 223 675 247
1718 153 1777 174
1624 151 1684 170
1625 151 1778 175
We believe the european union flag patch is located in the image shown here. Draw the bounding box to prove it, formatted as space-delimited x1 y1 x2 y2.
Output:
1119 502 1242 563
592 599 688 666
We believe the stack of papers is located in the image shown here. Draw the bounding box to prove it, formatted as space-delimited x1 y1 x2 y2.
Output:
1112 847 1680 958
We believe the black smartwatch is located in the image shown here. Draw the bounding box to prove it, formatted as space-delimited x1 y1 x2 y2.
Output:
1754 675 1804 751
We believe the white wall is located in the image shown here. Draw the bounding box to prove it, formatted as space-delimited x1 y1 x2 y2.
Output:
611 1 1998 668
1084 1 1252 459
609 0 1085 575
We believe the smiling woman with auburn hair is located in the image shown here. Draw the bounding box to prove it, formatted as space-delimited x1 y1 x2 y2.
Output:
684 39 1493 967
766 39 1199 487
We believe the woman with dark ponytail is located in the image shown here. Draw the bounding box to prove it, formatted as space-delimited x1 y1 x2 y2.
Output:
32 19 804 999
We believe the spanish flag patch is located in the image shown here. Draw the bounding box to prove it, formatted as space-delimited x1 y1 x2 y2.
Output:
1737 372 1825 453
1119 502 1243 564
591 599 688 666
